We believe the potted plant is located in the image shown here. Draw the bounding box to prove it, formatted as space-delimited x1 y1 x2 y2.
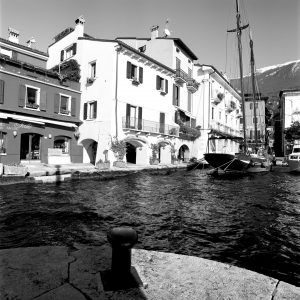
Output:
110 137 127 168
170 143 178 164
150 143 159 165
96 159 110 170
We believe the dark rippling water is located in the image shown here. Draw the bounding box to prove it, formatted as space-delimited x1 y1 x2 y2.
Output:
0 170 299 286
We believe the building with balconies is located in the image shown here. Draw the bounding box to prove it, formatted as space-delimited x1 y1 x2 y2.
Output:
193 64 243 158
47 17 180 166
0 29 82 165
117 26 201 162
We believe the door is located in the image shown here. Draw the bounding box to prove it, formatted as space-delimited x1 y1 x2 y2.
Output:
20 133 41 160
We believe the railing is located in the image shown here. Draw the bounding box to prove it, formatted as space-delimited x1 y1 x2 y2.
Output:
210 120 242 138
122 117 179 136
175 69 188 84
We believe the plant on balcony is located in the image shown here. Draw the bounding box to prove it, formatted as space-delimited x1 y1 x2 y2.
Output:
51 59 81 82
179 125 201 141
110 137 126 164
217 92 225 101
60 109 70 115
169 127 178 136
26 102 39 109
150 143 159 165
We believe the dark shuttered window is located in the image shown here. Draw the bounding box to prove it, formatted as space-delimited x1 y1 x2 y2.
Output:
71 97 76 116
83 103 88 120
0 80 4 104
40 90 47 111
126 61 131 79
60 50 64 62
139 67 143 83
54 94 60 113
18 85 26 107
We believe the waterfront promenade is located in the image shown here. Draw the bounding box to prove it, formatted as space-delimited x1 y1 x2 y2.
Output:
1 245 299 299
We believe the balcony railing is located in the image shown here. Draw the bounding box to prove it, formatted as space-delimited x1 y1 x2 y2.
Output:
175 69 188 84
122 117 179 136
186 79 199 93
210 120 242 138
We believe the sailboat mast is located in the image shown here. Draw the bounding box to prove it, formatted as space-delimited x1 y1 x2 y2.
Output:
235 0 248 151
250 33 258 149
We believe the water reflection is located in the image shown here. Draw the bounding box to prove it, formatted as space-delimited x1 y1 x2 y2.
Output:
0 170 299 286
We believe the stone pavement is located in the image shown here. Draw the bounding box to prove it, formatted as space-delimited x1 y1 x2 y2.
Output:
0 245 299 300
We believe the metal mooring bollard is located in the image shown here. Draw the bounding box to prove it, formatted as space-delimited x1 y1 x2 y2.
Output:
107 227 138 276
101 227 142 291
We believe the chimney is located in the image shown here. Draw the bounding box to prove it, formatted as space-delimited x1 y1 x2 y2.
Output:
150 25 159 40
8 27 19 44
75 16 85 37
26 37 36 48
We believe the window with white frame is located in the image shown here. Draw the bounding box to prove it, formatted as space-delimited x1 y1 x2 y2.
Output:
90 61 96 78
0 132 7 154
59 94 71 115
25 85 40 109
60 43 77 62
65 46 74 59
83 101 97 120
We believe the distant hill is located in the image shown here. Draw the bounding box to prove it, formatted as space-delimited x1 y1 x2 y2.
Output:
230 60 300 111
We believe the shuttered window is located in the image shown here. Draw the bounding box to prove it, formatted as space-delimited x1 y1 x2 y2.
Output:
173 84 180 106
18 85 26 107
40 90 47 111
126 61 143 84
0 80 4 104
71 97 77 116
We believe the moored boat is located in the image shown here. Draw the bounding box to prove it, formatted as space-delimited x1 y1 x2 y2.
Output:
288 144 300 173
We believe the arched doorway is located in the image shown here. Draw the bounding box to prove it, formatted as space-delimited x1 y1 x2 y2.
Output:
81 139 98 164
126 142 136 164
178 144 190 162
20 133 42 161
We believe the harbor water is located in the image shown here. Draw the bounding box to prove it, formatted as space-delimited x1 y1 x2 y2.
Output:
0 169 299 286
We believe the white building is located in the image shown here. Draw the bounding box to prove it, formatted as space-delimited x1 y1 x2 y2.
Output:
47 17 180 166
193 64 243 158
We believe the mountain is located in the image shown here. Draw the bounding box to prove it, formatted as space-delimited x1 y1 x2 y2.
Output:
230 60 300 111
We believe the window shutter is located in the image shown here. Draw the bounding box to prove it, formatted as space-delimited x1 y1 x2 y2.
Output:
0 80 4 104
156 76 160 90
71 97 76 116
172 84 176 105
188 92 191 112
73 43 77 55
191 118 196 128
139 67 143 83
177 86 180 106
40 90 47 111
93 101 97 119
165 80 168 94
138 107 142 130
83 103 87 120
159 113 165 134
126 104 130 127
126 61 131 79
60 50 64 62
18 84 26 107
54 93 60 113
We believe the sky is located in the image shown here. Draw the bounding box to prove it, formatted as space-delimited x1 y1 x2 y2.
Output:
1 0 299 79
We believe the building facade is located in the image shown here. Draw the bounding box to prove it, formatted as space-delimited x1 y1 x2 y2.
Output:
47 18 181 166
0 29 83 165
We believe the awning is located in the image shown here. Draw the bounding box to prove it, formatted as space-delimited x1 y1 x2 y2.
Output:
0 112 77 128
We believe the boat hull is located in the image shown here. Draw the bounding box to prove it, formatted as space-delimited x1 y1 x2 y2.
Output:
288 159 300 173
204 153 249 172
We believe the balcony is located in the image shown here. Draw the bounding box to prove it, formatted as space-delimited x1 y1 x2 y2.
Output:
211 92 224 105
122 117 179 136
186 79 199 93
225 100 237 113
174 69 188 84
210 120 242 139
179 124 201 141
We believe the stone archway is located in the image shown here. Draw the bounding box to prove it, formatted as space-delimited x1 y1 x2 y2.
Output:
81 138 98 164
124 136 148 165
178 144 190 162
157 139 172 164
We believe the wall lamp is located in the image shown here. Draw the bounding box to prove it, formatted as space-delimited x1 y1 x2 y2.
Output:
13 130 17 137
48 134 52 139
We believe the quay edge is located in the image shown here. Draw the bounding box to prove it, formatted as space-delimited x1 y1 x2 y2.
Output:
0 245 299 300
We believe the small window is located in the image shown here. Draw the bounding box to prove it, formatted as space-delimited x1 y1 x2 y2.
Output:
156 75 168 94
138 45 146 53
83 101 97 120
126 61 143 84
54 136 70 154
59 94 70 115
65 46 73 59
90 62 96 78
25 86 40 109
0 132 7 154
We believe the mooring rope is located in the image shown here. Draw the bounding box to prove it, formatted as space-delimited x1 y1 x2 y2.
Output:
189 157 206 171
211 158 237 172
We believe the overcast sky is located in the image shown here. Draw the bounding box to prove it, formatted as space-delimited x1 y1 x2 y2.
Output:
1 0 299 78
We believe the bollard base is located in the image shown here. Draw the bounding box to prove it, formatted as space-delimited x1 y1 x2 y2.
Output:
100 266 143 291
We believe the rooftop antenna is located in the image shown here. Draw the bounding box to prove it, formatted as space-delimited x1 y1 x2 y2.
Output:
163 18 171 37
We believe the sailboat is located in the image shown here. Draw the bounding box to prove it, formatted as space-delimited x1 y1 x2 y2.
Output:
204 0 271 175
